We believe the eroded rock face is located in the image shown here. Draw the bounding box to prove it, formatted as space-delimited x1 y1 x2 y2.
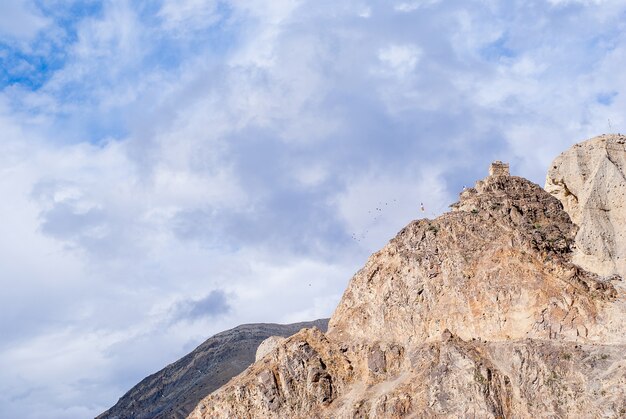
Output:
188 328 353 419
188 162 626 418
546 134 626 279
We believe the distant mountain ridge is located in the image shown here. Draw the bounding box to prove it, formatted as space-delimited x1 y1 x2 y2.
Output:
97 319 329 419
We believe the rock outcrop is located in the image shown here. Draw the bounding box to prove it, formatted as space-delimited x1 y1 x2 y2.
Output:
546 134 626 280
329 172 620 346
97 319 328 419
188 156 626 418
255 336 287 362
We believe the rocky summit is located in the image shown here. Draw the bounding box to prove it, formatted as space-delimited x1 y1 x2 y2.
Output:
101 136 626 419
186 137 625 419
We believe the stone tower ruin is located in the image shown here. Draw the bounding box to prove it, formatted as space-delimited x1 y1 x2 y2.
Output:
489 161 510 176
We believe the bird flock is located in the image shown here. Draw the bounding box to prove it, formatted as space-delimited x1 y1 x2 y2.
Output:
350 198 432 244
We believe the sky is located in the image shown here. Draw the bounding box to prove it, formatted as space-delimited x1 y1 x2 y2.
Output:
0 0 625 417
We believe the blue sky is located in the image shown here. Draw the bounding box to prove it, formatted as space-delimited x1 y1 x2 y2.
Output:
1 0 625 417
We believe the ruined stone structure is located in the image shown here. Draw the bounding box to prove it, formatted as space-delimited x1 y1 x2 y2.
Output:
489 160 510 176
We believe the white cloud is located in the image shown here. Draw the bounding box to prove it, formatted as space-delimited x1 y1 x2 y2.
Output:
159 0 219 27
358 6 372 18
0 0 48 41
394 0 441 12
231 0 301 24
377 44 422 78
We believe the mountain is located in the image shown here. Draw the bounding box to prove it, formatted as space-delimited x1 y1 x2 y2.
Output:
97 319 328 419
187 141 626 418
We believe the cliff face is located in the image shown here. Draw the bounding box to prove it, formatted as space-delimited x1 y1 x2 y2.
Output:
188 148 626 419
546 134 626 280
97 319 328 419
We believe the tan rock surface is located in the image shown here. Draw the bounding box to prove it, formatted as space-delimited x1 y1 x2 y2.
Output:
255 336 286 362
189 327 354 419
546 134 626 279
188 158 626 418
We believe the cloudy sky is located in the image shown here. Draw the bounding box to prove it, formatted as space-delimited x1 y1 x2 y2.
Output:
0 0 624 417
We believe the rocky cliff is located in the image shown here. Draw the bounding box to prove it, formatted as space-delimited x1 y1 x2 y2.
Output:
188 139 626 418
546 134 626 280
97 319 328 419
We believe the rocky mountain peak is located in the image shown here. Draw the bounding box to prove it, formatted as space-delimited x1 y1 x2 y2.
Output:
327 166 619 350
187 143 626 418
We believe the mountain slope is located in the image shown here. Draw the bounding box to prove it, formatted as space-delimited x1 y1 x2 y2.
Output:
97 319 328 419
189 158 625 418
